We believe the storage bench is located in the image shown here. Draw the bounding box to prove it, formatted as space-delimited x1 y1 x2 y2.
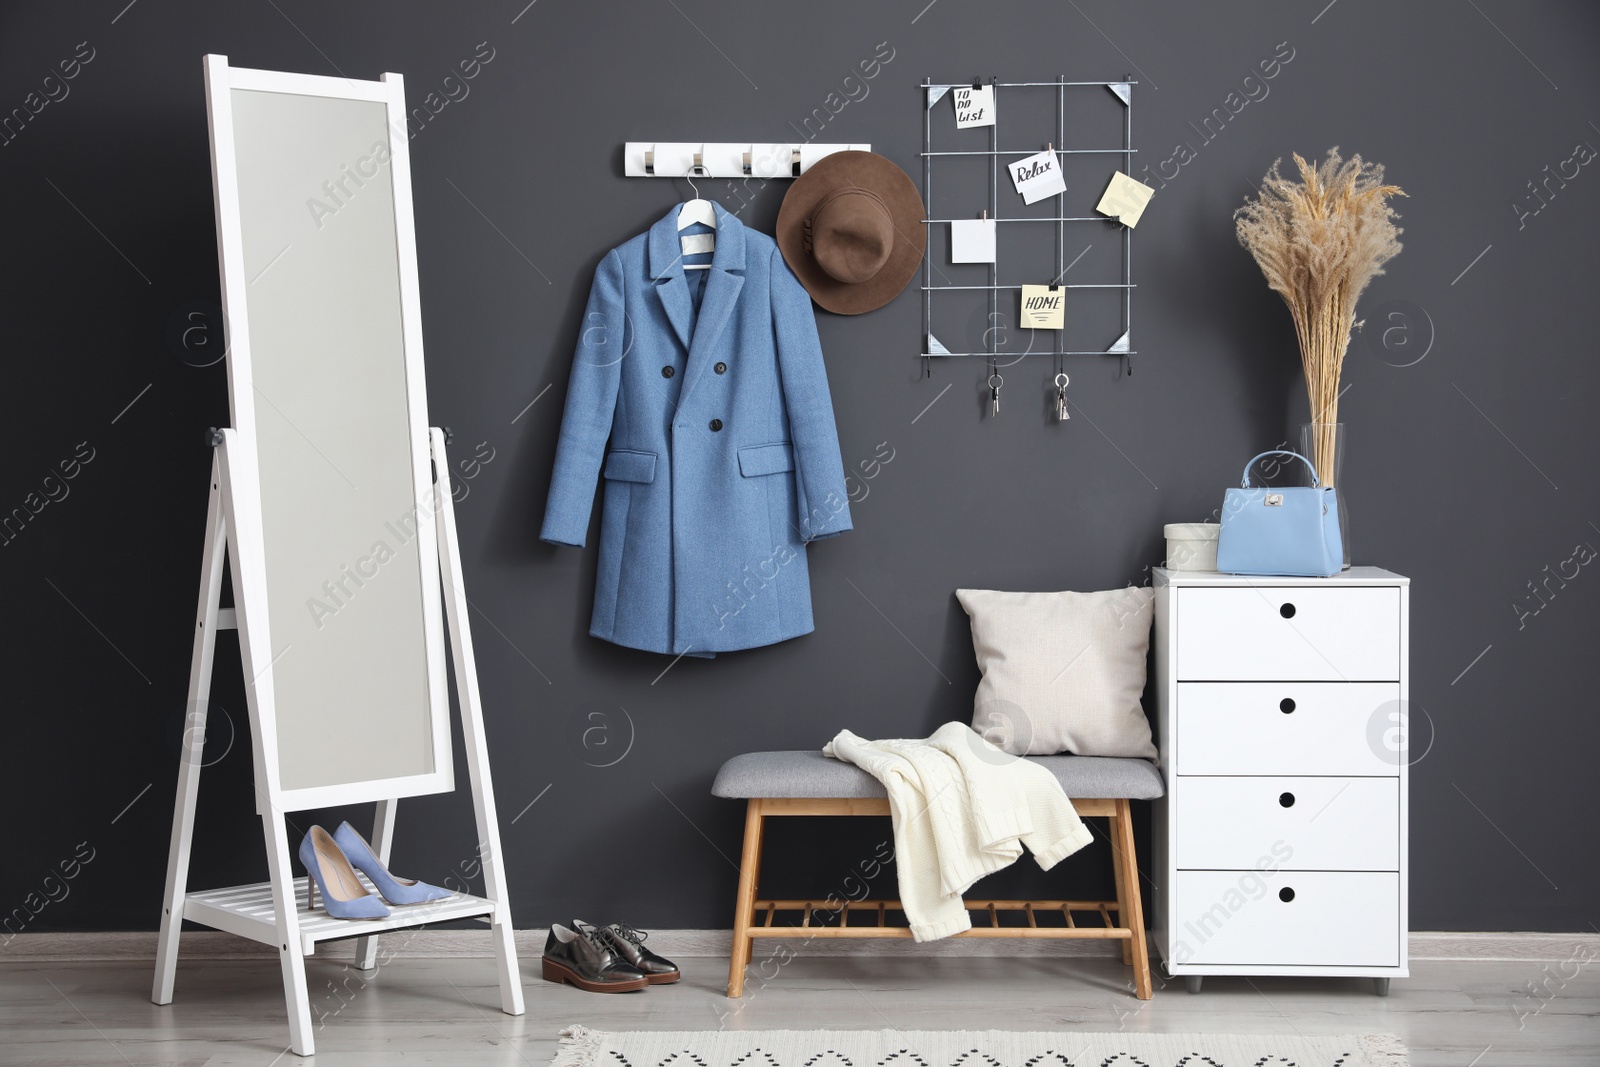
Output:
712 750 1165 999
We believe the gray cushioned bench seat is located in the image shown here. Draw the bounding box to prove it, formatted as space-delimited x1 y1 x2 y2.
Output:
712 749 1164 801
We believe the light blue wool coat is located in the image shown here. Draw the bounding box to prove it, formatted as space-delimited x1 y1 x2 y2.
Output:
541 204 853 656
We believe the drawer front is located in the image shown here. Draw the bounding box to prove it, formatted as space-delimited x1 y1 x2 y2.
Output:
1176 777 1399 871
1178 682 1402 776
1174 870 1399 967
1176 587 1400 681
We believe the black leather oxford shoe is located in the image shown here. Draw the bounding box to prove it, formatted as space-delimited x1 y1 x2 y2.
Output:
577 919 681 985
542 923 649 993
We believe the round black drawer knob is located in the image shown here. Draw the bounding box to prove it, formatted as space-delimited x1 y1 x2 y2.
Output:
709 419 724 432
1279 602 1296 619
661 365 675 378
714 361 727 374
1279 887 1295 902
1279 792 1296 808
1280 697 1296 713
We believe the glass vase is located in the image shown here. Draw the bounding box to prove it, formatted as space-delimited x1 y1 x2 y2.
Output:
1299 422 1351 569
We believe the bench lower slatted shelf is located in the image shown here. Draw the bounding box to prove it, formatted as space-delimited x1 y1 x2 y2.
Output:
749 898 1133 939
184 873 496 957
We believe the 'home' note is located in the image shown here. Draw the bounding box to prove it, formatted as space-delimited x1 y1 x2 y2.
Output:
1020 284 1064 329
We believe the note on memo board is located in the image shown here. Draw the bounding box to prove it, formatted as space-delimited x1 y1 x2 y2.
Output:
1008 149 1065 204
1020 284 1064 329
952 84 995 129
950 218 996 263
1096 171 1156 227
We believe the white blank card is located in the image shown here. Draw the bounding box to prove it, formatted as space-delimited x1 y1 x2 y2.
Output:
950 219 997 263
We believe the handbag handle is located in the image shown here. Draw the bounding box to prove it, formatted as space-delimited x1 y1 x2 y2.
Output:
1240 450 1320 489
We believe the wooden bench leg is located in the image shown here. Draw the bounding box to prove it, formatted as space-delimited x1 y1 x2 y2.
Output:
726 799 765 997
1110 798 1152 999
1108 813 1133 967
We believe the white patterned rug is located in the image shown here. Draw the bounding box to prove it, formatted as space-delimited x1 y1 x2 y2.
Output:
552 1026 1410 1067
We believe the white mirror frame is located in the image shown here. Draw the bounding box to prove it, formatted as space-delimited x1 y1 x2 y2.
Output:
204 55 452 812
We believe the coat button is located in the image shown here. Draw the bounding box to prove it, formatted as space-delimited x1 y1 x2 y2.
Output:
714 361 727 374
662 365 675 378
709 419 723 432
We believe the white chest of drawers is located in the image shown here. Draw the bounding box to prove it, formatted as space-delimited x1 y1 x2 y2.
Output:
1151 567 1410 995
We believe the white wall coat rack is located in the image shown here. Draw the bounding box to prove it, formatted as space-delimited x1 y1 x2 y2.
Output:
624 141 869 178
152 57 521 1058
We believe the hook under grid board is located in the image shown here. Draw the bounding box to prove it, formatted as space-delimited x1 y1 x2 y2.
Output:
920 77 1136 367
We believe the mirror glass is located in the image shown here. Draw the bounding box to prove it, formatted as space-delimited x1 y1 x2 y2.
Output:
228 88 435 792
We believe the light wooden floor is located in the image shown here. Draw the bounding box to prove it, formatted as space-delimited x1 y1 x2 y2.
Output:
3 953 1595 1066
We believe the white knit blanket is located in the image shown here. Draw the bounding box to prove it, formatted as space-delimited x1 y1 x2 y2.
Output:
823 722 1092 940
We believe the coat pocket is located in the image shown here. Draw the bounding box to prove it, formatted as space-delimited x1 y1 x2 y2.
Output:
737 442 794 478
602 449 657 483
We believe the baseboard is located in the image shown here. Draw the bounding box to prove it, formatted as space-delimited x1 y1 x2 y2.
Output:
1406 931 1600 961
5 929 1597 963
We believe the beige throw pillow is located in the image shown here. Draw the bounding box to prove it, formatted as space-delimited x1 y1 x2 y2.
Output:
956 587 1157 759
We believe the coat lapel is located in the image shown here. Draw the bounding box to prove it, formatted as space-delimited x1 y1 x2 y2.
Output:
647 208 694 353
679 204 746 406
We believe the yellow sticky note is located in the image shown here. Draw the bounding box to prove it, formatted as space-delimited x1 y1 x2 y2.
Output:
1096 171 1156 227
1020 284 1064 329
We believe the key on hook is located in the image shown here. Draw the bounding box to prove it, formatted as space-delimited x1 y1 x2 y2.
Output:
1055 373 1070 421
989 371 1004 415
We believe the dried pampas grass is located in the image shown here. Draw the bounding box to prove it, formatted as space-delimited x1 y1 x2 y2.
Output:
1235 148 1405 485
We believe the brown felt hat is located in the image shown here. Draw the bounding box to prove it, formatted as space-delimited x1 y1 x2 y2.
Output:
776 151 926 315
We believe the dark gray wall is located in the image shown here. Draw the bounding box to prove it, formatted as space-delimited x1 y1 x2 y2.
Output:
3 0 1596 936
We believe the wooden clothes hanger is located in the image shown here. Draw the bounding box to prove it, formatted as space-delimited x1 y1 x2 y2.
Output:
679 164 716 270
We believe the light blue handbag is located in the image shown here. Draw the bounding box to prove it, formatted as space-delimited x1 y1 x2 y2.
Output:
1216 451 1343 578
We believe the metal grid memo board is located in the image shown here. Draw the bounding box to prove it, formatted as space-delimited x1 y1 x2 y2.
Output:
920 76 1137 396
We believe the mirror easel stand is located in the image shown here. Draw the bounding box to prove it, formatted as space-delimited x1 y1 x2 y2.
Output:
149 428 523 1057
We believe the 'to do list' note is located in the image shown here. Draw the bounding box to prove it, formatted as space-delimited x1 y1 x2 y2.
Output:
952 84 995 129
1008 149 1065 204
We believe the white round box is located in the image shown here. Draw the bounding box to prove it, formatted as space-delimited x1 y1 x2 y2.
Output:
1164 522 1221 572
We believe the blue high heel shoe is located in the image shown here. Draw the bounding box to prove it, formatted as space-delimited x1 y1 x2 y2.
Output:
299 826 390 920
334 821 452 906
